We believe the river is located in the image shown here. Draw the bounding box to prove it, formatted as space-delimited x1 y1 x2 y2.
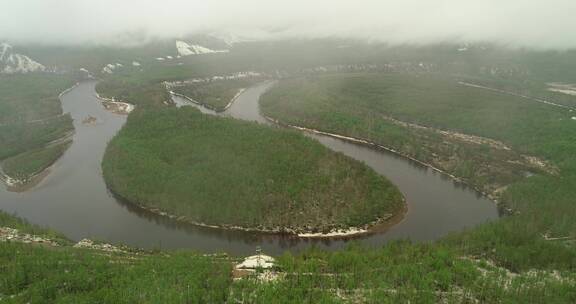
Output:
0 80 498 255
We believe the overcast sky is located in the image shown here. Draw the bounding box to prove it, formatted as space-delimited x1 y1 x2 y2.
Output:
1 0 575 48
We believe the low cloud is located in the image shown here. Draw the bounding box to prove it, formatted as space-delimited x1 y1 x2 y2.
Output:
2 0 575 49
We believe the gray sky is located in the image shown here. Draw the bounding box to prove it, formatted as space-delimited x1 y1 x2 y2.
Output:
2 0 575 48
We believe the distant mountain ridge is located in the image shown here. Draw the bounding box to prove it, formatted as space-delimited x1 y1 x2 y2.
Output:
0 43 45 74
175 40 229 56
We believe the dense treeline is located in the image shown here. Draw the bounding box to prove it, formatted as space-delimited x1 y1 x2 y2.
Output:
95 80 170 108
2 140 72 180
0 74 74 124
2 210 573 303
2 41 576 301
261 72 576 271
0 74 75 180
102 106 403 233
0 115 72 161
231 243 576 303
0 213 231 304
260 74 562 195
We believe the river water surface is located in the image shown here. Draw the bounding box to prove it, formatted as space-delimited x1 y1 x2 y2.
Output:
0 81 499 255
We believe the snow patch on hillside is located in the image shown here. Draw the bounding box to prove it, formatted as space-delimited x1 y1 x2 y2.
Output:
176 40 229 56
102 63 117 74
0 43 45 74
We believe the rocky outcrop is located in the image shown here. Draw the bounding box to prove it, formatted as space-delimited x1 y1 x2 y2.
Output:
0 227 59 246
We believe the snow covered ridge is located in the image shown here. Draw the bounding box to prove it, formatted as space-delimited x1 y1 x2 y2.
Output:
176 40 229 56
0 43 45 74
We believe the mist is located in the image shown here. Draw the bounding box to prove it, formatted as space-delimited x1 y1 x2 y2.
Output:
2 0 576 49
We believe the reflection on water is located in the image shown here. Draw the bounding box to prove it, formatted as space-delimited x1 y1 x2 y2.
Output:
0 81 499 256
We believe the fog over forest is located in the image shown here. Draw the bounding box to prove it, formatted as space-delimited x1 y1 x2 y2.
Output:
2 0 576 48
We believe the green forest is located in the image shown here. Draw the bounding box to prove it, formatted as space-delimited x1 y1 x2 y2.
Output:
102 106 403 233
0 74 75 181
260 72 576 270
1 210 574 303
171 78 257 111
2 40 576 302
259 73 571 195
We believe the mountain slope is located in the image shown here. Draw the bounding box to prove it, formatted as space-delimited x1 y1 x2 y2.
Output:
0 43 45 74
176 40 229 56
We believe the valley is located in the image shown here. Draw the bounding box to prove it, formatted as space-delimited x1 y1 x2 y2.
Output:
1 37 575 302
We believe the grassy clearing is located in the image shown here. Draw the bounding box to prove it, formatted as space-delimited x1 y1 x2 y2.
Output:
102 106 403 233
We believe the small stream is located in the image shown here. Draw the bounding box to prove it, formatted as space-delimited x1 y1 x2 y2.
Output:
0 81 499 256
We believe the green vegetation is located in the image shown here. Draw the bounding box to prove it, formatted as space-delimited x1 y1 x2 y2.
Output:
0 74 75 182
4 41 575 302
0 211 230 303
95 80 169 108
261 72 576 270
2 141 72 181
0 115 72 161
231 243 576 303
260 73 569 194
2 211 573 303
0 244 231 303
0 74 74 124
103 106 403 232
171 79 257 111
0 211 69 244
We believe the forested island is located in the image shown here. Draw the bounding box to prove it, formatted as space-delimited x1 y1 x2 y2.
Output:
102 106 404 235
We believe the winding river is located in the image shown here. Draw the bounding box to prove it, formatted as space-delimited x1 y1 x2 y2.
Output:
0 80 498 255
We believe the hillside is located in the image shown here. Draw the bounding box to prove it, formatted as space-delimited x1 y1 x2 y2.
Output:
0 43 45 74
1 210 574 303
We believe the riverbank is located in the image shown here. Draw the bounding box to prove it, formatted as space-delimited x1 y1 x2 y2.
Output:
0 80 497 254
0 78 79 191
166 77 261 112
170 88 246 112
94 92 135 114
264 114 525 209
109 184 408 238
2 209 573 303
260 74 564 206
